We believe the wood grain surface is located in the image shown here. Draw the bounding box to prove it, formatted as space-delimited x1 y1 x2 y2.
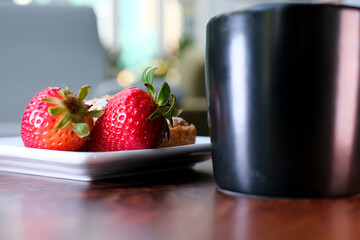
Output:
0 161 359 240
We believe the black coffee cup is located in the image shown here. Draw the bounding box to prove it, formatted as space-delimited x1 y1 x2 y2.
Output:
206 3 360 198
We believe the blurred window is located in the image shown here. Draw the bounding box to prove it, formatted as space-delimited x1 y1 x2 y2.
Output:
25 0 183 76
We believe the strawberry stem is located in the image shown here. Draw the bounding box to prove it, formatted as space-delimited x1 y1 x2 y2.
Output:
142 67 183 140
48 106 66 117
41 85 104 138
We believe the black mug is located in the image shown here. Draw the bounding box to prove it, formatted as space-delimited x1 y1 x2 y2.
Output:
206 3 360 198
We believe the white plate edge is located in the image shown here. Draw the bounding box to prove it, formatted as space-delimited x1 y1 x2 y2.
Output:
0 136 212 166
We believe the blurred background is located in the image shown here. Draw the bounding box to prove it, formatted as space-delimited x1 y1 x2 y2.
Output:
0 0 359 136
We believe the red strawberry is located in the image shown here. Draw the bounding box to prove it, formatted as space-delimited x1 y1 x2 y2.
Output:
21 86 104 151
83 67 182 152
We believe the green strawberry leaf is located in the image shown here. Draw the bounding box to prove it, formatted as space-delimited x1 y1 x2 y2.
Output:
142 67 151 84
78 85 90 101
85 109 105 118
165 95 182 118
58 90 65 98
144 83 156 100
53 112 71 131
165 94 176 117
73 122 90 138
48 106 66 117
148 108 163 121
156 82 170 106
146 67 157 85
42 97 63 106
172 108 183 117
59 85 72 98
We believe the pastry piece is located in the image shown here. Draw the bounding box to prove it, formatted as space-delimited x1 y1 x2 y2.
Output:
85 95 112 123
85 94 113 111
158 117 196 148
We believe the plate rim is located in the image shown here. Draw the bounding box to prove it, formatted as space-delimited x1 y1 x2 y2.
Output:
0 136 212 166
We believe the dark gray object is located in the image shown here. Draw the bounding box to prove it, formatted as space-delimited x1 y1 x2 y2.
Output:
206 3 360 197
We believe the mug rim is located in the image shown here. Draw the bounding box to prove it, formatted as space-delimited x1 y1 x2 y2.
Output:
207 2 360 25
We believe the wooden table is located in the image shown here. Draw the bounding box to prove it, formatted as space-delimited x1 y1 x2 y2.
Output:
0 160 359 240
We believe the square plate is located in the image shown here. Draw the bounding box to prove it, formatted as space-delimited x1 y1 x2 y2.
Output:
0 136 212 181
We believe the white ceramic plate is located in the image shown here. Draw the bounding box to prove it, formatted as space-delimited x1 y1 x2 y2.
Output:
0 136 212 181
